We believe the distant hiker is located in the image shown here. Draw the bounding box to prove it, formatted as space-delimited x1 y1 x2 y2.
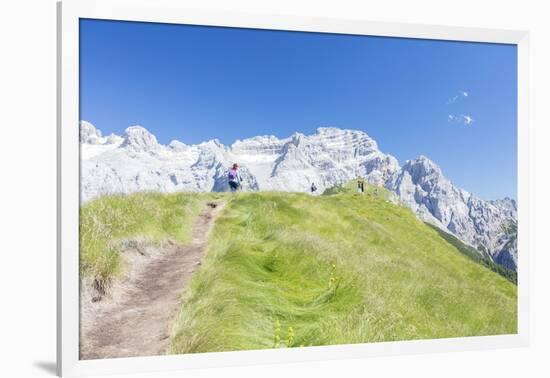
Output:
228 163 242 192
374 187 379 197
357 179 364 194
310 182 317 194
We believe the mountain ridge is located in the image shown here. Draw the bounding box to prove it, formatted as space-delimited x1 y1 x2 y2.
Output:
80 121 517 271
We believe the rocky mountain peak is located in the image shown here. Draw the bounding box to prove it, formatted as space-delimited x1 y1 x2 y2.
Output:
232 135 283 151
121 126 159 152
490 197 517 211
403 155 443 182
315 126 346 135
289 132 305 146
168 140 188 152
80 121 103 144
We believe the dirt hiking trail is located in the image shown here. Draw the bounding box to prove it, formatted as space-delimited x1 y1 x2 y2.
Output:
80 201 225 360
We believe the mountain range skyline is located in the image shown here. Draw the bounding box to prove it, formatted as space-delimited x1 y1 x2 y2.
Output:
80 119 517 201
80 120 518 271
80 19 517 200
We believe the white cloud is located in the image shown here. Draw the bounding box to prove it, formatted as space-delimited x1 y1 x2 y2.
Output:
448 114 474 126
447 90 470 104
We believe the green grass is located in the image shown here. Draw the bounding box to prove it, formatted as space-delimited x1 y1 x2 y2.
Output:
322 179 394 199
80 187 517 353
169 190 517 354
79 192 212 283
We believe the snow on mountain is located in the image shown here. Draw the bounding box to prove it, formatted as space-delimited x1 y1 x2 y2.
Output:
121 126 161 152
79 121 124 159
80 120 104 144
80 121 518 270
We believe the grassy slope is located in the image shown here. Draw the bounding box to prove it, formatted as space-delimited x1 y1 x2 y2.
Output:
169 191 517 354
326 180 517 283
80 192 211 282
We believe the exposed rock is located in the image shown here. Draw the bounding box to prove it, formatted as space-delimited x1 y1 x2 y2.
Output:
389 156 517 270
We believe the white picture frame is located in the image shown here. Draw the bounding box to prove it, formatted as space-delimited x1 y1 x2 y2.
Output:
57 0 530 376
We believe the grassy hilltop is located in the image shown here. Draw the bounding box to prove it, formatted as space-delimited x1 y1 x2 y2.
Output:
80 187 517 354
170 190 516 352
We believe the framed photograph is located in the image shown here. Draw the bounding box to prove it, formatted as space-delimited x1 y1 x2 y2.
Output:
57 0 530 376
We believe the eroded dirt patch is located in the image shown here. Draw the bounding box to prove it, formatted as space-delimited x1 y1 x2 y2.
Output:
79 200 225 360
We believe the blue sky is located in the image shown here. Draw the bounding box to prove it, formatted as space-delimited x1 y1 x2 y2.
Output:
80 19 517 200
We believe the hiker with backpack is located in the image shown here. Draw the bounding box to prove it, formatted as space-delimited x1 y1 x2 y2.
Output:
310 182 317 194
228 163 242 192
